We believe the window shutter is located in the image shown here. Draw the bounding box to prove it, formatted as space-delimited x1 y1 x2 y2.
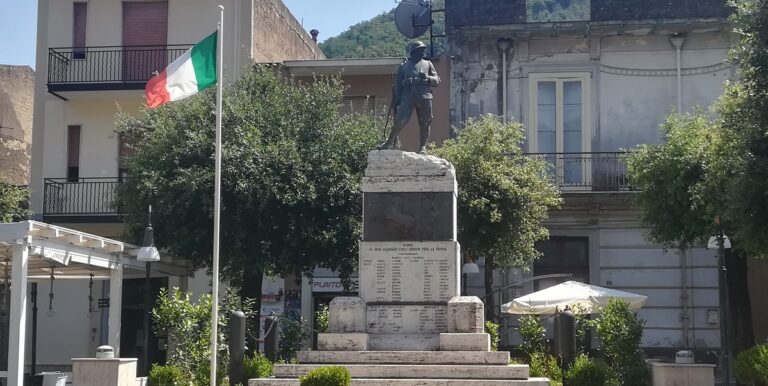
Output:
73 3 87 59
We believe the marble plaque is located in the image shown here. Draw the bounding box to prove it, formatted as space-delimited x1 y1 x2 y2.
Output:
366 305 448 334
359 241 460 303
363 192 455 241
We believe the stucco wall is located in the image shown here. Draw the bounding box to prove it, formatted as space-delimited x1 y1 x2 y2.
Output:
0 65 34 185
252 0 324 62
449 31 733 151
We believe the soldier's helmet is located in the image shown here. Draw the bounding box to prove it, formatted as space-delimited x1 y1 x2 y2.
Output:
406 41 428 55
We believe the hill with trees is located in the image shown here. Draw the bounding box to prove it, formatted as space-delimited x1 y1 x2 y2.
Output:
319 0 445 58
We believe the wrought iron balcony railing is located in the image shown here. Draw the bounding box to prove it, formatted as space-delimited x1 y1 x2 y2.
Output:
43 177 122 220
526 152 634 192
47 45 190 92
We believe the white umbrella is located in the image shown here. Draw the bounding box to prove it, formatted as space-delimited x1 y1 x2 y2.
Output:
501 280 647 315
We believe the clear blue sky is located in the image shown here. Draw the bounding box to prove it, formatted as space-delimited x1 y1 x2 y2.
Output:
0 1 397 69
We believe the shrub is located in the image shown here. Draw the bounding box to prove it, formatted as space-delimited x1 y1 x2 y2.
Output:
735 344 768 385
299 366 351 386
530 352 563 386
486 320 501 352
519 315 546 360
148 364 188 386
244 352 273 379
315 304 329 333
595 299 648 386
564 354 612 386
279 315 310 362
570 304 593 354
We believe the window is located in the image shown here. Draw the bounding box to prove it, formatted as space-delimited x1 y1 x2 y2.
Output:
67 125 81 181
529 73 591 187
339 96 377 116
73 2 87 59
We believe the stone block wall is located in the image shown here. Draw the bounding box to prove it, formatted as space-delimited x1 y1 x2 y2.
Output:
252 0 325 63
0 65 34 185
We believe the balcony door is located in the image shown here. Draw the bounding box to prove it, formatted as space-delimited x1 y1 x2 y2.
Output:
529 73 591 188
122 1 168 82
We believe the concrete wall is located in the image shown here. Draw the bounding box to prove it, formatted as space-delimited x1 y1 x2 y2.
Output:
0 65 34 185
252 0 324 63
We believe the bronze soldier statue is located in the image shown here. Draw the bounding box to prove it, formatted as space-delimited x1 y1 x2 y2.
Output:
378 41 440 154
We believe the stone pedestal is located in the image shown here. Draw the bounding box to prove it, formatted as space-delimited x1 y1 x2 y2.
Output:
72 358 138 386
320 151 489 351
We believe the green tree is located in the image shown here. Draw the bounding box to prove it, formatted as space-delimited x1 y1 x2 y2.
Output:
319 0 445 59
0 180 29 223
625 0 768 356
117 66 380 345
432 115 561 321
625 111 757 357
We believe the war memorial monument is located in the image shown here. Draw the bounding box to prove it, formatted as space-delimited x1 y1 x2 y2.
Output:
249 39 547 385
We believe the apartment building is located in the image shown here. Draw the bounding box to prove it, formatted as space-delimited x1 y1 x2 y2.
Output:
445 0 733 361
26 0 322 375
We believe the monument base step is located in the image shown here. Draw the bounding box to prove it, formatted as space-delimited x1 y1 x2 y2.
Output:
297 350 510 365
249 378 549 386
273 364 530 379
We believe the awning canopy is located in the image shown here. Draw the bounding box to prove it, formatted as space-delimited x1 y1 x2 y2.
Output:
501 280 648 315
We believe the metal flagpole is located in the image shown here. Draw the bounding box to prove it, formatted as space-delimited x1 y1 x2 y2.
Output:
210 5 224 386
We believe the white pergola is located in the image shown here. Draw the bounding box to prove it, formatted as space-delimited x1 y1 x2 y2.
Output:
0 221 190 386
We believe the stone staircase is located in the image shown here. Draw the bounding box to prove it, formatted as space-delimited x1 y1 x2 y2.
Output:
248 351 549 385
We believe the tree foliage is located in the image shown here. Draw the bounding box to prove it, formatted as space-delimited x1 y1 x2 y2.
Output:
625 113 725 249
319 0 445 59
432 115 561 268
434 115 560 321
0 180 29 223
117 66 380 286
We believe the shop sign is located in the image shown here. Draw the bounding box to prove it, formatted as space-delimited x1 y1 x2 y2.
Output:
312 277 359 292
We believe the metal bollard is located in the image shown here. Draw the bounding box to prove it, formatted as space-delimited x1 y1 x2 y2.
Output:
229 311 246 385
555 309 576 372
263 314 279 362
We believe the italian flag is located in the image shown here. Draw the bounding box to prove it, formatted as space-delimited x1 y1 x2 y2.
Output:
145 31 217 108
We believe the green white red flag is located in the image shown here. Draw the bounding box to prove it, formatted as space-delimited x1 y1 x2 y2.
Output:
145 31 217 108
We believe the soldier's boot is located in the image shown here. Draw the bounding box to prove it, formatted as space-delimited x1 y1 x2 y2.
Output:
418 126 430 154
379 122 405 150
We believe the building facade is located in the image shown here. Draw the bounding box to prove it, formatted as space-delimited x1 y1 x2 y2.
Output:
0 65 34 186
445 0 733 359
26 0 322 375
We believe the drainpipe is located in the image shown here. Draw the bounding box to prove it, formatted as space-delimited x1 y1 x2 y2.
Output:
680 249 690 349
497 38 513 123
670 34 686 113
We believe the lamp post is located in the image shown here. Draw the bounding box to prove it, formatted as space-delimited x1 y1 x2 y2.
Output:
137 205 160 376
708 221 731 386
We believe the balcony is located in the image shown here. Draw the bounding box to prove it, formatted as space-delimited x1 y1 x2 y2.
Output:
526 152 634 192
43 178 123 223
47 45 190 92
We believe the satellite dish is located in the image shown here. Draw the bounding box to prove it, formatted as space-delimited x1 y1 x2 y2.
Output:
395 0 431 39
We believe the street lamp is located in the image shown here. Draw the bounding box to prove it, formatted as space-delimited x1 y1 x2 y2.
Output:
707 221 732 386
137 205 160 376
